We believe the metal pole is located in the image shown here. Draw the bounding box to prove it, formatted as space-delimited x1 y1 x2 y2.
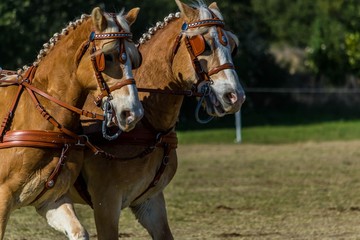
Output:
235 110 241 143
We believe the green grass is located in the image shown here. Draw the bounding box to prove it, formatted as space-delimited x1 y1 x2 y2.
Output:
178 120 360 144
7 142 360 239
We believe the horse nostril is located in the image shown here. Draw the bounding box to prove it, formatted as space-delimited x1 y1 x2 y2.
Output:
120 110 133 124
226 92 238 104
225 91 246 105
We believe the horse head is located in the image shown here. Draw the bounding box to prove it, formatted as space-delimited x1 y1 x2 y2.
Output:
172 1 245 118
77 7 144 133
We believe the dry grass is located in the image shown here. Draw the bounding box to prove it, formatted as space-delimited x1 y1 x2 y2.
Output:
6 141 360 239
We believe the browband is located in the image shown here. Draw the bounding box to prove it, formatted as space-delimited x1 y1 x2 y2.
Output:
182 19 224 31
93 32 133 40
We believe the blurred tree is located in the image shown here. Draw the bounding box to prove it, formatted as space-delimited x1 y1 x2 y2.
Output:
2 0 359 87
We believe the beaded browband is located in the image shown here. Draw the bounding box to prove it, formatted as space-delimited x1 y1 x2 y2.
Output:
182 18 225 30
92 32 132 40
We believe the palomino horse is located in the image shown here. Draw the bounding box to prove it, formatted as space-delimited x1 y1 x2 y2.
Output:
59 1 244 239
0 7 143 240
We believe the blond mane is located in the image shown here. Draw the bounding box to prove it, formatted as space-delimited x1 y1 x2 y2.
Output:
138 2 225 45
137 3 239 50
17 9 137 74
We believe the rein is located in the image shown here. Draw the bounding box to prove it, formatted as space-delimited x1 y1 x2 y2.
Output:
137 12 234 124
0 17 137 202
0 67 104 150
75 121 178 208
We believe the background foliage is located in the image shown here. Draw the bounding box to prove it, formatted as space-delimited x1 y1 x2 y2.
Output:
1 0 360 127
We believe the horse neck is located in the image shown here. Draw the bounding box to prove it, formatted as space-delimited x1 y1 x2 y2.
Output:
29 19 92 129
135 18 186 132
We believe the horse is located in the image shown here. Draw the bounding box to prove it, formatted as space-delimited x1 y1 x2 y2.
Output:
0 6 143 240
48 1 244 239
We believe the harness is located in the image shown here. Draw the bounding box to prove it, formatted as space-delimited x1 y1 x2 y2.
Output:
74 12 234 206
75 119 178 208
138 10 235 124
0 15 136 203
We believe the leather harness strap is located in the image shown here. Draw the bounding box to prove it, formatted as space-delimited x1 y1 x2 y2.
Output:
0 12 138 203
30 144 71 204
170 11 235 91
74 123 178 207
1 130 84 148
94 78 136 106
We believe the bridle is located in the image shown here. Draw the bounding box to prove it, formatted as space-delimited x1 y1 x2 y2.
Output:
74 11 238 205
76 13 140 140
0 14 140 202
138 10 236 124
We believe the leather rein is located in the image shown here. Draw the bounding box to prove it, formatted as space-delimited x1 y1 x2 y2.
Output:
75 13 234 206
137 12 235 123
0 19 136 202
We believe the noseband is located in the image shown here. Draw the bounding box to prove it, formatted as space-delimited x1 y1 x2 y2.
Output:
172 12 235 88
76 13 140 140
170 10 235 123
76 13 136 107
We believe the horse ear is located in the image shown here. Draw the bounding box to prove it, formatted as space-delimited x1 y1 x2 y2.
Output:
175 0 197 21
92 7 107 32
209 2 220 12
125 7 140 26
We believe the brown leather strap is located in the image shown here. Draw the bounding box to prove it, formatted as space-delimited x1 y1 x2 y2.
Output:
0 130 83 149
0 69 17 76
94 78 136 106
134 143 173 201
137 87 203 97
30 144 71 204
74 127 177 207
208 63 235 76
0 85 24 140
21 81 105 121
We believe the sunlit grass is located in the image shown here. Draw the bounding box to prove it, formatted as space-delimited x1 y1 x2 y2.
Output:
178 120 360 144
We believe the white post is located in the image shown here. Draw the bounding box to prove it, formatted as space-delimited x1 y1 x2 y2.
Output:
235 110 241 143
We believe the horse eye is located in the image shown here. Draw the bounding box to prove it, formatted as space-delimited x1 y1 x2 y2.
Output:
104 54 113 62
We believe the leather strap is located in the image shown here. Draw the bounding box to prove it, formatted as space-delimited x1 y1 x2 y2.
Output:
137 87 202 97
94 78 136 106
22 81 105 121
0 85 24 141
134 143 172 201
208 63 235 76
30 144 71 204
0 130 83 149
74 126 178 207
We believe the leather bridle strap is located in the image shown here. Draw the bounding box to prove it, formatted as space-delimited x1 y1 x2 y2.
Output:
171 16 235 93
94 78 136 106
0 84 23 141
208 63 235 76
21 81 105 154
22 81 105 121
77 28 134 106
136 87 203 97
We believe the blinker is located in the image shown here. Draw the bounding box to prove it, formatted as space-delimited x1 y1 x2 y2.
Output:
189 35 206 57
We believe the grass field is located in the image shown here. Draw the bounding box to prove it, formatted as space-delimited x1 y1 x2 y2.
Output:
5 121 360 239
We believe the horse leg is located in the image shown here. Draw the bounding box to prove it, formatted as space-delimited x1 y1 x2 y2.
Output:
92 191 122 240
130 192 173 240
0 187 13 240
36 194 89 240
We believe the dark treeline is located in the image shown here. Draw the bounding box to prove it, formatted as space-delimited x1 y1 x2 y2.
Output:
1 0 359 127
